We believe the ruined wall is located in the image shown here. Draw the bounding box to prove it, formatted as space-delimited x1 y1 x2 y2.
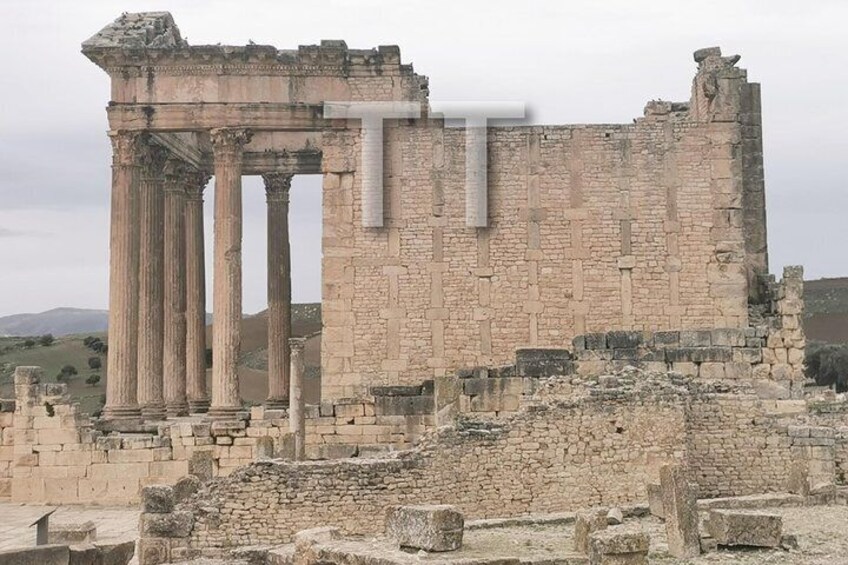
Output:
177 384 688 556
321 49 762 399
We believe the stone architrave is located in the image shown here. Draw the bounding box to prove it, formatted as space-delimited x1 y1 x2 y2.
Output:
103 131 144 420
137 140 169 421
163 159 189 417
208 128 251 419
262 172 293 410
184 171 211 413
659 464 700 558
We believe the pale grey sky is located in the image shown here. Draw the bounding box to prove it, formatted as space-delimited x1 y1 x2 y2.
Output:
0 0 845 316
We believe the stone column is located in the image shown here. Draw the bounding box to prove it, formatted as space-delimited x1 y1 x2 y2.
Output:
104 131 143 420
185 172 211 414
163 160 189 417
289 337 306 460
208 128 252 419
137 139 169 421
262 173 293 409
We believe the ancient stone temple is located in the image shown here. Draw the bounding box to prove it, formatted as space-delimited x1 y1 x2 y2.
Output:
80 12 777 417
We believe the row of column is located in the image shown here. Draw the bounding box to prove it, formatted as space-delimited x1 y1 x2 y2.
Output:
104 129 294 420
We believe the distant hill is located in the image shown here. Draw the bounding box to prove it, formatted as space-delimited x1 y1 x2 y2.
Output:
804 277 848 344
0 307 108 337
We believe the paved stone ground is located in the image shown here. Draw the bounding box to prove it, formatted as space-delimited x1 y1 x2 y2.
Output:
0 502 139 563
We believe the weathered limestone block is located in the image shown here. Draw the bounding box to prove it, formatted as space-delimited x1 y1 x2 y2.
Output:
69 544 99 565
294 527 341 564
0 544 69 565
95 540 136 565
707 510 782 548
660 464 700 558
588 526 650 565
140 511 194 538
173 475 201 503
49 520 97 544
607 508 623 525
137 538 169 565
647 484 664 519
385 505 464 552
515 348 575 377
141 485 174 513
574 508 609 554
188 450 214 480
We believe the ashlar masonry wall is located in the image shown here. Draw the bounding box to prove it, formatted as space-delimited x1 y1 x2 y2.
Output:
321 48 767 398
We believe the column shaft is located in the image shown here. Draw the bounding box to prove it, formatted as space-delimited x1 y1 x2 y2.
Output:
104 131 143 420
262 173 293 409
185 173 211 413
163 160 189 417
137 141 168 421
209 128 251 419
289 337 306 460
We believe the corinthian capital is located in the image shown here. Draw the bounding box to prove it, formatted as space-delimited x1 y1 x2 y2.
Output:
138 139 170 178
210 128 252 161
108 131 143 168
184 170 212 201
262 173 293 202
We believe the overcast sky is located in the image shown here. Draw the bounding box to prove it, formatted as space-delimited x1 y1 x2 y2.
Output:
0 0 846 317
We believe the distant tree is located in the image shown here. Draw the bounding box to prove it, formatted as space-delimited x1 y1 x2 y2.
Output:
83 336 96 347
88 356 102 370
56 372 67 383
85 374 101 386
60 364 77 376
38 334 54 347
805 343 848 392
22 339 35 348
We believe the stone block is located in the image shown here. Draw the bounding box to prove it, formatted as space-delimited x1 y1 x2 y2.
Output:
515 348 574 377
385 504 464 552
606 331 642 350
137 538 169 565
653 331 679 346
95 540 136 565
49 520 97 544
140 511 194 538
584 333 607 350
69 544 99 565
173 475 201 503
679 330 712 347
369 385 423 397
374 395 433 416
188 450 214 480
666 347 732 363
647 484 664 519
0 544 69 565
141 485 175 513
588 526 650 565
660 464 700 558
707 510 782 548
574 508 608 554
711 328 745 346
607 507 623 525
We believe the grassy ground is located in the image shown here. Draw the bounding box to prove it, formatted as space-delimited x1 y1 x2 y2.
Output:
0 304 324 415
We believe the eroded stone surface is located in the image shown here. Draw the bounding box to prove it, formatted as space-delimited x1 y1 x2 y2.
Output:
385 505 464 552
707 510 782 548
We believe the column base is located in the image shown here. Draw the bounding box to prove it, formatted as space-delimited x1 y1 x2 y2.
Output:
265 397 290 410
166 402 189 418
207 405 243 420
141 404 167 422
102 404 142 420
188 399 211 414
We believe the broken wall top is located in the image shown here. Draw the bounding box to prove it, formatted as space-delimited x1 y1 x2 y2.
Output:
82 11 420 80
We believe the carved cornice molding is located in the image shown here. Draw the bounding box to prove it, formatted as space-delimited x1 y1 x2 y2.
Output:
262 173 293 203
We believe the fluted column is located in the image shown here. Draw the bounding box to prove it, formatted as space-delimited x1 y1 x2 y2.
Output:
163 160 189 417
262 173 293 409
185 171 211 414
209 128 252 419
289 337 306 460
137 141 168 421
104 131 143 420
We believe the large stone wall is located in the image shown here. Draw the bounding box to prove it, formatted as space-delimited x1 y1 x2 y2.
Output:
321 48 765 398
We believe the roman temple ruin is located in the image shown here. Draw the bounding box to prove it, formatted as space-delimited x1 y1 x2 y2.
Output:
3 10 844 565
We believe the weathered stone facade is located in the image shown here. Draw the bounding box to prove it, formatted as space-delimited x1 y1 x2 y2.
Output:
80 12 776 407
